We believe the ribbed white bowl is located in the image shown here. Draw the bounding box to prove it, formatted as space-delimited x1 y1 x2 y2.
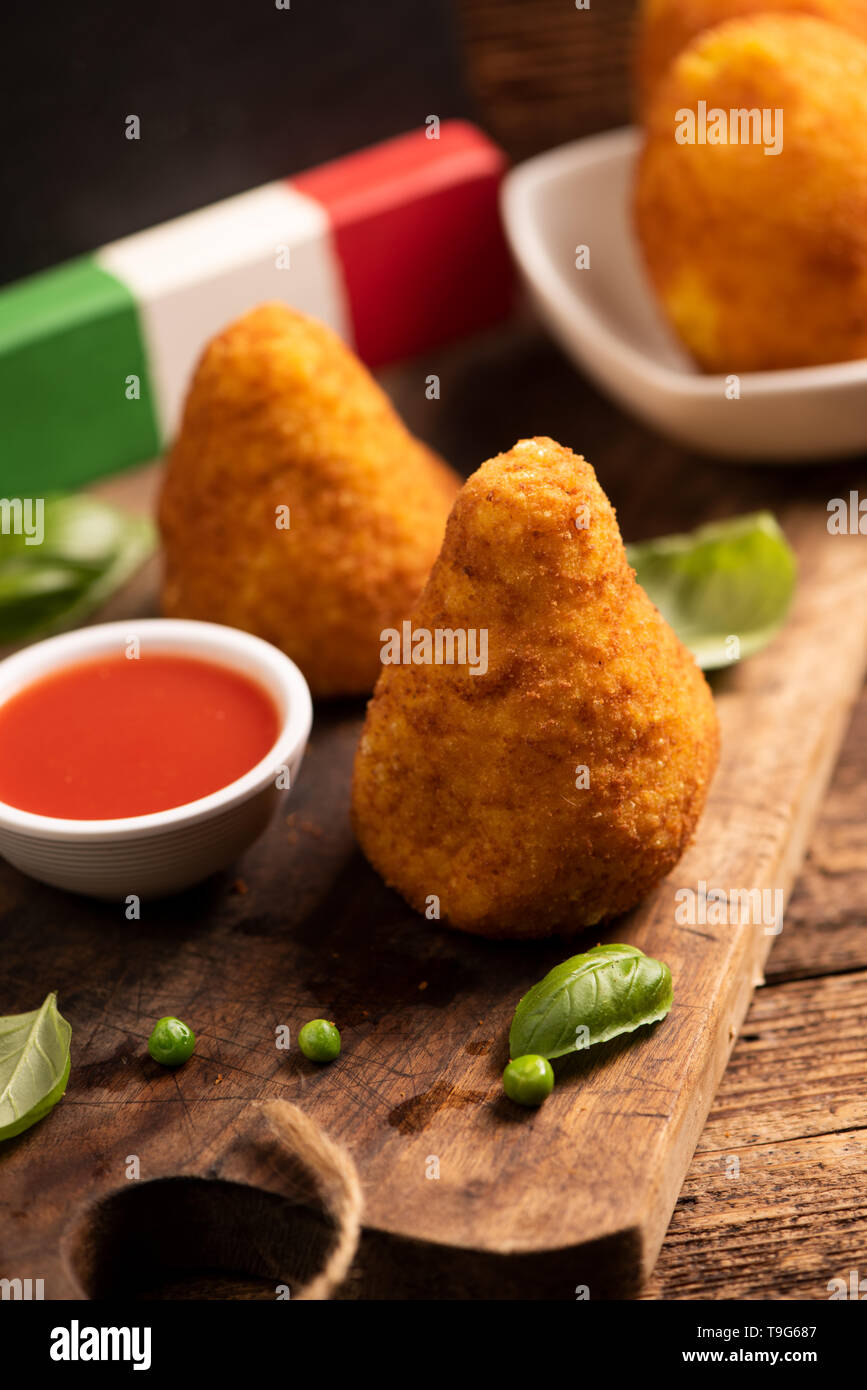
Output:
0 620 313 899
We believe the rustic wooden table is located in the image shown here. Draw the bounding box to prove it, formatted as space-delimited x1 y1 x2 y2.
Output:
66 324 865 1300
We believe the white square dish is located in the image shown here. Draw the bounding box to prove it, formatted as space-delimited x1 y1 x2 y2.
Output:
501 128 867 463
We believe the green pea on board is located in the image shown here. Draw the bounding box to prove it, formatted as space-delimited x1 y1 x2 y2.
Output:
148 1016 196 1067
503 1055 554 1107
298 1019 341 1063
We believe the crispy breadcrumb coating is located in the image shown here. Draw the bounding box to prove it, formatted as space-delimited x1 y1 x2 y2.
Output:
352 438 720 939
634 15 867 371
158 304 459 696
636 0 867 115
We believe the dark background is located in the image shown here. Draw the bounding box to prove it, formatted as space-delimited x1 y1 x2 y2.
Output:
1 0 472 284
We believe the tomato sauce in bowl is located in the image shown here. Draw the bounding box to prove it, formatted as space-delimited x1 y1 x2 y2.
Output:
0 652 280 820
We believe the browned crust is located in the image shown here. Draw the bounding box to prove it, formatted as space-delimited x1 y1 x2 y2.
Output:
351 437 720 939
158 303 460 697
634 14 867 371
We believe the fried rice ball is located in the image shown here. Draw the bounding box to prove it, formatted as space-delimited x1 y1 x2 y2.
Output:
636 0 867 115
352 438 719 940
158 304 460 697
634 15 867 372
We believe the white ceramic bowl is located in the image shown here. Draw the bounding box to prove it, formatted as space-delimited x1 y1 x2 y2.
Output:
0 619 312 899
502 127 867 463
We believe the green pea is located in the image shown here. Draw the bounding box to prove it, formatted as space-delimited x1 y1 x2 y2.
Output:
148 1016 196 1067
503 1054 554 1107
298 1019 341 1063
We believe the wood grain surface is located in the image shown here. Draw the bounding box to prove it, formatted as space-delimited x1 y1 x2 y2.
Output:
1 329 865 1300
646 696 867 1299
458 0 639 159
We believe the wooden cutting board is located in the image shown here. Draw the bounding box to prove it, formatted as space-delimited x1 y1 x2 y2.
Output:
1 334 866 1300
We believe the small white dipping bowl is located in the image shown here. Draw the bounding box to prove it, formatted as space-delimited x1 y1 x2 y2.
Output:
0 619 313 899
502 127 867 463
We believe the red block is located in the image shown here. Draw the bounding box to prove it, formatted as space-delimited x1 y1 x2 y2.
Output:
292 121 515 367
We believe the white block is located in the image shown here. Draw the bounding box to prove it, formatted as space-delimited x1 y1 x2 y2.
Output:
98 182 351 441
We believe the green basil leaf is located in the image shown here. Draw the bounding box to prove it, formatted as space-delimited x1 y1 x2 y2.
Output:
0 560 87 604
627 512 796 671
0 494 128 568
509 944 673 1061
0 992 72 1141
0 561 91 642
0 495 155 644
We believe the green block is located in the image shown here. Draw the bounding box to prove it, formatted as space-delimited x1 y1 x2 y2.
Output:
0 257 161 493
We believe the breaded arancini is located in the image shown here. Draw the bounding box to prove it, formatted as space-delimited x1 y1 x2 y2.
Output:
634 15 867 372
636 0 867 116
352 438 719 939
159 304 459 697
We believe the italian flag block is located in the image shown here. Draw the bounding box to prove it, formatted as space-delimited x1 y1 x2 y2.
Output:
1 122 513 493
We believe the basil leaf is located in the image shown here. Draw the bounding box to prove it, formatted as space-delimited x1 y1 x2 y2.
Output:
509 944 673 1061
627 511 796 671
0 561 91 642
0 495 155 645
0 560 87 605
0 992 72 1141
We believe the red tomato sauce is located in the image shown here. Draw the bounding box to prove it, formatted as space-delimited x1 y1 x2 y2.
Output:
0 653 280 819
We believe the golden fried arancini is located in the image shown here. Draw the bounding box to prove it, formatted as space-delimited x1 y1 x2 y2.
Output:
158 304 460 697
636 0 867 116
634 15 867 372
351 438 719 940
